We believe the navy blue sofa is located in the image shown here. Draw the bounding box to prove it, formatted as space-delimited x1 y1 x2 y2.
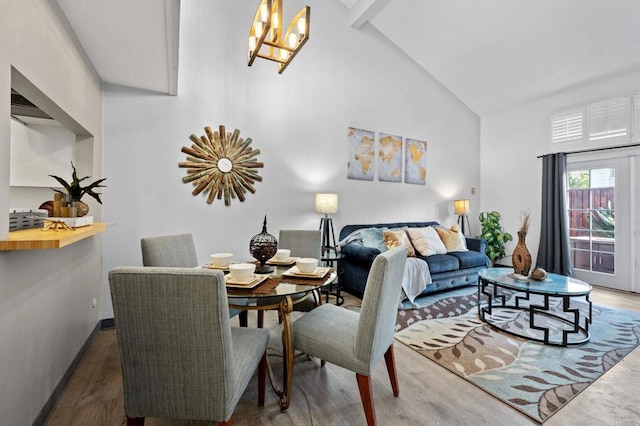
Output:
339 221 490 298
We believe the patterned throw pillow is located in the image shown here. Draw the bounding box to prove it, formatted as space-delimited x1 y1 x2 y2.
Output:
382 229 416 257
406 226 447 256
435 224 468 252
360 227 388 252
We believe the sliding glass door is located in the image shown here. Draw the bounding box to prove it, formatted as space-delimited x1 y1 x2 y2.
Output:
566 156 631 291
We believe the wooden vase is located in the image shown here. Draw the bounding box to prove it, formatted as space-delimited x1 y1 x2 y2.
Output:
512 231 532 276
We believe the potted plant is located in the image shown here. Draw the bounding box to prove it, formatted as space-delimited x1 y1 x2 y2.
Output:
50 162 107 217
478 211 513 266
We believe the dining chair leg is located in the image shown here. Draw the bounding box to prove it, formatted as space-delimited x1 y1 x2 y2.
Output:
356 373 376 426
239 310 248 327
257 310 264 328
126 417 144 426
258 352 267 407
384 344 399 397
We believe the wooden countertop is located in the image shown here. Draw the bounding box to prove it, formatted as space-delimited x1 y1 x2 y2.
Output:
0 222 106 250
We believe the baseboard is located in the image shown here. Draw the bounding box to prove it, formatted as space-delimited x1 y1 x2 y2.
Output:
32 321 101 426
101 318 115 329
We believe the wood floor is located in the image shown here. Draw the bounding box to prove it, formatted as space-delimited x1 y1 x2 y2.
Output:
45 287 640 426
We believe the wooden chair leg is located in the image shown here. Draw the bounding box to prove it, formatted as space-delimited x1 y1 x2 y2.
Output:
258 352 267 407
239 310 248 327
384 344 399 397
126 417 144 426
356 373 376 426
218 417 233 426
257 310 264 328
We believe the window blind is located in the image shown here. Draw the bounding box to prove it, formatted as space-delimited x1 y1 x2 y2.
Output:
551 110 584 144
587 96 630 142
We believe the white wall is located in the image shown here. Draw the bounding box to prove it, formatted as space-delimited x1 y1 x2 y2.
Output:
9 118 75 188
0 1 103 425
101 0 481 317
481 68 640 270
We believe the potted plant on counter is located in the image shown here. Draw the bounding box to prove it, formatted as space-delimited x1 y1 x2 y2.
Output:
478 211 513 266
49 162 107 217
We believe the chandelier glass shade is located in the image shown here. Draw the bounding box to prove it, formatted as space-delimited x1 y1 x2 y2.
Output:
248 0 310 74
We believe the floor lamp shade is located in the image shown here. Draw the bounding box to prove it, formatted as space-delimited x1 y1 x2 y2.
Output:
454 199 470 215
315 193 338 253
454 199 471 236
315 193 338 214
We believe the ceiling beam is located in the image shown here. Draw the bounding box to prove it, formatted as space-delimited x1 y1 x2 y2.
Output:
349 0 394 29
164 0 181 96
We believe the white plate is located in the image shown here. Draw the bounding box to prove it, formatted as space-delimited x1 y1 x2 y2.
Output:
204 264 230 271
225 274 270 289
282 266 330 278
266 256 299 266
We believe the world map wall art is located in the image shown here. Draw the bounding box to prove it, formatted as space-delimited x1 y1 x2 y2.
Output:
347 127 427 185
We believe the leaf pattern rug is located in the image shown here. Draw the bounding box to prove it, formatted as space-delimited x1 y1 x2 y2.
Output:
394 287 640 423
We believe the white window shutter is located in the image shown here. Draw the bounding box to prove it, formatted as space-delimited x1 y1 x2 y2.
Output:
550 109 584 144
633 93 640 141
587 96 630 144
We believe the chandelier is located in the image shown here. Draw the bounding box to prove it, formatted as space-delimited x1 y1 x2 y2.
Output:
247 0 310 74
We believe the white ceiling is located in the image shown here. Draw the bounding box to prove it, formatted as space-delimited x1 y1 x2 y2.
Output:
56 0 180 95
55 0 640 116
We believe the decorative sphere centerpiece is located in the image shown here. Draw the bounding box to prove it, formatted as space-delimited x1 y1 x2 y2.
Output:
249 215 278 273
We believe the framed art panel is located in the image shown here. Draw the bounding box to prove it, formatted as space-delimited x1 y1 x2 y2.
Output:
347 127 375 181
404 138 427 185
378 133 403 182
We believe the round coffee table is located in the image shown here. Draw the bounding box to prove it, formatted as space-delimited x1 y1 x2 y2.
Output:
477 267 592 347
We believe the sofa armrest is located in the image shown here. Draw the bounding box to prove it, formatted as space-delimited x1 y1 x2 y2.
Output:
465 237 487 254
342 243 381 264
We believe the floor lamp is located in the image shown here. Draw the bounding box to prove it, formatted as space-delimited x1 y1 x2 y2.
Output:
315 193 338 254
454 199 471 236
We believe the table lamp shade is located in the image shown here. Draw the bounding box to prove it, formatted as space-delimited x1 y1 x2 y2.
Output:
315 193 338 215
454 199 470 215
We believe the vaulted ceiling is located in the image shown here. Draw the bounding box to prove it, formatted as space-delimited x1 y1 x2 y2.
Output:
55 0 640 116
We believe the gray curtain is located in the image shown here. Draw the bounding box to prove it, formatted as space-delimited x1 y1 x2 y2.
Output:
536 153 574 276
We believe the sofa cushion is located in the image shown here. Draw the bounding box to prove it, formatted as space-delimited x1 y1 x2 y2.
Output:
435 224 468 252
449 251 490 269
423 254 460 274
382 229 416 257
360 227 388 252
407 226 446 256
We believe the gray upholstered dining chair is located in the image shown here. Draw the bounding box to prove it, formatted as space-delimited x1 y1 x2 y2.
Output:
257 229 322 328
141 233 248 326
292 246 408 426
109 267 269 426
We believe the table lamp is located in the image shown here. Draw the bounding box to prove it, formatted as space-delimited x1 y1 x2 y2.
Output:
315 193 338 254
454 199 471 236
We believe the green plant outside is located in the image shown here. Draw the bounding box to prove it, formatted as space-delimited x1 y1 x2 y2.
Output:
478 211 513 265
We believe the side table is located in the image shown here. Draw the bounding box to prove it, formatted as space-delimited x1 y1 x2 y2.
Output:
320 249 344 305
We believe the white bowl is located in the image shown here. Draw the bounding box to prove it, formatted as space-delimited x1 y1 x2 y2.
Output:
228 263 256 281
274 248 291 261
296 257 318 274
210 253 233 267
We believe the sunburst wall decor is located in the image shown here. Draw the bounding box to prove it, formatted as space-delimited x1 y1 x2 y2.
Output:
179 125 264 206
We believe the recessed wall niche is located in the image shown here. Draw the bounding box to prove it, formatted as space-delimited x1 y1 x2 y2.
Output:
9 68 95 211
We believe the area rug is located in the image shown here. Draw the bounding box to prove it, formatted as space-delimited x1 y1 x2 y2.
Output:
394 287 640 423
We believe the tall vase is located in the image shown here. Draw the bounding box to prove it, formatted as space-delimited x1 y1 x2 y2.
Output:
512 231 532 276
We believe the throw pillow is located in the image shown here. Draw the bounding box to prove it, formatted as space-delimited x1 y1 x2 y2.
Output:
406 226 447 256
382 229 416 257
435 224 468 252
360 227 388 252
